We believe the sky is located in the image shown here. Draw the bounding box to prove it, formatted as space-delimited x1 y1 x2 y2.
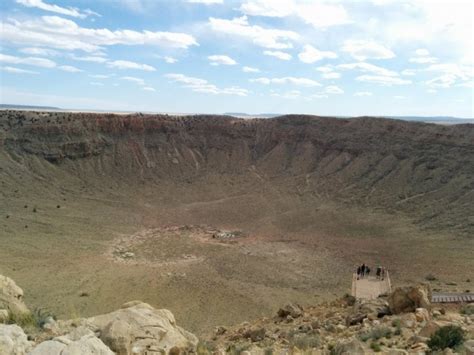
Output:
0 0 473 117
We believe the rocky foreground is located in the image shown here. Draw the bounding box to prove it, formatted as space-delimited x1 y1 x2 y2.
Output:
1 274 473 354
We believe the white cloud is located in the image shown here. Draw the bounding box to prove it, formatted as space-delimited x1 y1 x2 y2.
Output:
208 55 237 65
59 65 82 72
337 62 398 77
107 60 156 71
2 66 39 74
425 74 457 89
16 0 100 19
312 94 328 99
341 40 395 61
142 86 156 91
164 56 177 64
239 1 351 28
354 91 372 96
71 55 108 63
1 16 198 53
242 66 260 73
250 76 321 87
323 85 344 94
120 76 146 85
89 74 111 79
263 50 292 60
415 48 430 56
356 75 411 85
409 57 437 64
427 89 437 93
426 63 473 80
208 16 299 49
271 90 302 100
424 63 474 89
165 73 249 96
0 53 56 68
187 0 223 3
378 1 473 67
394 95 406 99
402 69 416 76
298 45 337 64
316 66 334 73
90 82 104 86
322 72 341 79
19 47 59 56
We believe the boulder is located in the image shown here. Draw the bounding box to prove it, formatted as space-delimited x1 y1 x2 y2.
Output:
277 303 303 318
418 320 451 338
0 324 33 355
0 275 29 315
415 308 430 323
356 299 390 318
388 284 431 314
463 339 474 354
29 327 113 355
86 301 198 355
400 313 417 329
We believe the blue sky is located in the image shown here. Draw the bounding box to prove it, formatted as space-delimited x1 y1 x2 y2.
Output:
0 0 473 117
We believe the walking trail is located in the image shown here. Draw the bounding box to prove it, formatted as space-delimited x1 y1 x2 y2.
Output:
351 272 392 300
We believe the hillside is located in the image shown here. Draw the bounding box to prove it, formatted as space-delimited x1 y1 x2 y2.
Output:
0 110 473 334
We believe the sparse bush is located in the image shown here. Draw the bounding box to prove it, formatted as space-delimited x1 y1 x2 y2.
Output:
197 340 216 355
460 304 474 315
427 325 465 351
425 273 437 281
370 342 381 352
227 343 251 355
5 308 56 330
290 334 320 350
342 293 356 306
359 326 392 342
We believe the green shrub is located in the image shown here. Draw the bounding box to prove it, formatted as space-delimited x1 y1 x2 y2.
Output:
460 304 474 315
370 342 381 352
391 318 402 336
425 274 437 281
359 326 392 342
290 334 320 350
227 343 251 355
5 308 56 331
427 325 465 351
196 340 216 355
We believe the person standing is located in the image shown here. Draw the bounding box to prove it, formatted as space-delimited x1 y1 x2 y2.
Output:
357 265 361 280
361 263 366 278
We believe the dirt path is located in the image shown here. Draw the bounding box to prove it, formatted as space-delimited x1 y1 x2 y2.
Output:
352 273 392 299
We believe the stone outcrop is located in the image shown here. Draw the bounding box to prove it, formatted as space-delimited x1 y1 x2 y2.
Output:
29 326 113 355
388 284 431 314
86 301 198 355
0 324 33 355
0 275 29 315
28 327 114 355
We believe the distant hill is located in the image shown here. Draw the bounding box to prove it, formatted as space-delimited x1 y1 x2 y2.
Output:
0 104 61 111
389 116 474 124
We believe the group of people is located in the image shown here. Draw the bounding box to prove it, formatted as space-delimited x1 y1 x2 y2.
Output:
356 263 386 280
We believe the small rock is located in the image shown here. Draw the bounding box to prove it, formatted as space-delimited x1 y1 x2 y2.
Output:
244 327 265 342
214 326 227 336
415 308 430 323
277 303 303 318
